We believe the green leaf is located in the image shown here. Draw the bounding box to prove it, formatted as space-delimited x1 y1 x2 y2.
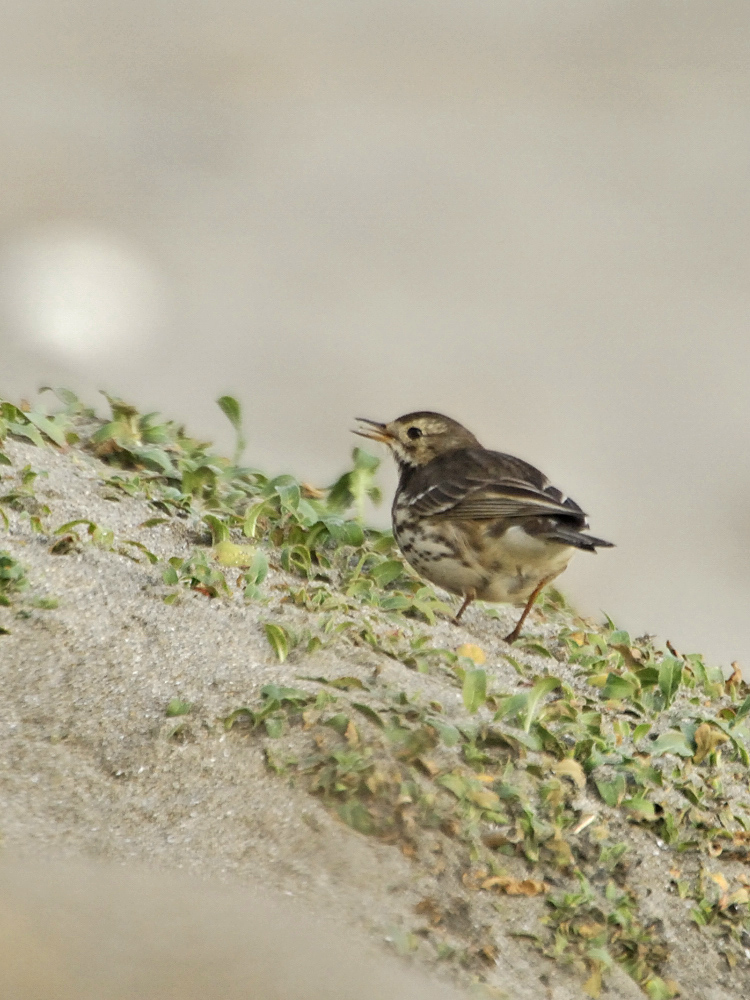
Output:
54 518 95 535
506 726 543 751
325 713 350 735
25 410 67 448
214 540 257 566
633 723 652 742
380 594 411 611
493 692 529 725
139 517 169 528
516 641 554 658
501 654 528 677
0 451 11 466
622 795 657 822
369 559 405 587
264 716 284 738
165 698 192 717
601 673 638 701
462 668 487 713
644 976 679 1000
437 773 469 799
243 550 269 586
281 544 312 577
273 477 300 512
429 719 461 746
264 623 289 662
650 730 693 757
732 695 750 727
91 525 114 548
608 629 631 646
217 394 242 432
223 707 255 730
7 420 45 448
326 448 382 520
595 773 627 807
634 666 660 688
203 514 229 544
337 801 374 835
120 540 159 564
658 655 683 707
217 395 246 464
260 684 310 705
133 446 179 477
325 518 364 546
243 501 269 538
352 703 384 727
522 677 561 732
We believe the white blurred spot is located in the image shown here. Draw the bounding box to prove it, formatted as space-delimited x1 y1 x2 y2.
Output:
0 226 164 361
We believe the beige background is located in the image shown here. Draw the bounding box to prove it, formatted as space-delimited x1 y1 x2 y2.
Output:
1 0 749 668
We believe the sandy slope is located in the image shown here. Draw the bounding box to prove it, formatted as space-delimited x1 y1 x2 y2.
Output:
0 435 745 1000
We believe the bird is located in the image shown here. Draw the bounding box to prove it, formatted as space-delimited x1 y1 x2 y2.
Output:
353 411 613 643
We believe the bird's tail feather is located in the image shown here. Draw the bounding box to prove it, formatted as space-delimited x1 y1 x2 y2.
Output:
547 527 614 551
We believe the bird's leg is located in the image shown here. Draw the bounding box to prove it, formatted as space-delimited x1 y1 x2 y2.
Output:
453 588 476 624
504 575 555 644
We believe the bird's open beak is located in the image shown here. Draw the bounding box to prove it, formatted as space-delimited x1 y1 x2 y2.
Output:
352 417 393 444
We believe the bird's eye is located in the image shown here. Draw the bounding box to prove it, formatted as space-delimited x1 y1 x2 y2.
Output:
406 426 423 440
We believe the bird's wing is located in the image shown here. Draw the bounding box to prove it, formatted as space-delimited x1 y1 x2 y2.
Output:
405 450 587 525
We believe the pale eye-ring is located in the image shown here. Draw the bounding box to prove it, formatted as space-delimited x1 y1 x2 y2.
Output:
406 426 422 440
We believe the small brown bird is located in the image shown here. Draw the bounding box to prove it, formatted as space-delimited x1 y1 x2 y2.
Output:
354 412 613 642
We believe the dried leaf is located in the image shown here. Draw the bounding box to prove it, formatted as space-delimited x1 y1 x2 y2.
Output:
462 868 489 890
328 676 366 690
553 758 586 789
416 757 440 776
727 661 742 687
414 897 443 925
693 723 729 764
577 922 606 938
710 872 729 892
456 643 486 665
481 876 548 896
467 787 500 810
571 814 597 835
583 966 602 999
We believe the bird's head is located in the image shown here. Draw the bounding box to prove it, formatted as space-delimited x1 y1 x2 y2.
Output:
354 411 480 468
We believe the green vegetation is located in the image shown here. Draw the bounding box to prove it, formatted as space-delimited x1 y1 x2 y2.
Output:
2 386 750 998
0 549 29 604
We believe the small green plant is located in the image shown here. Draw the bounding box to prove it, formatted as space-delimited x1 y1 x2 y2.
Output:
165 698 193 717
0 550 29 605
162 550 231 600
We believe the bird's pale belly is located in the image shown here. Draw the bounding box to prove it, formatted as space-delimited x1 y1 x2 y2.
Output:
394 516 574 606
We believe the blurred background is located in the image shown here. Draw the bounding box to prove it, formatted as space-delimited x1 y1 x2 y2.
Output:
1 0 749 667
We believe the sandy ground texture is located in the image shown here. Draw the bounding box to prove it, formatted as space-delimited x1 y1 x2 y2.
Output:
0 434 748 1000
